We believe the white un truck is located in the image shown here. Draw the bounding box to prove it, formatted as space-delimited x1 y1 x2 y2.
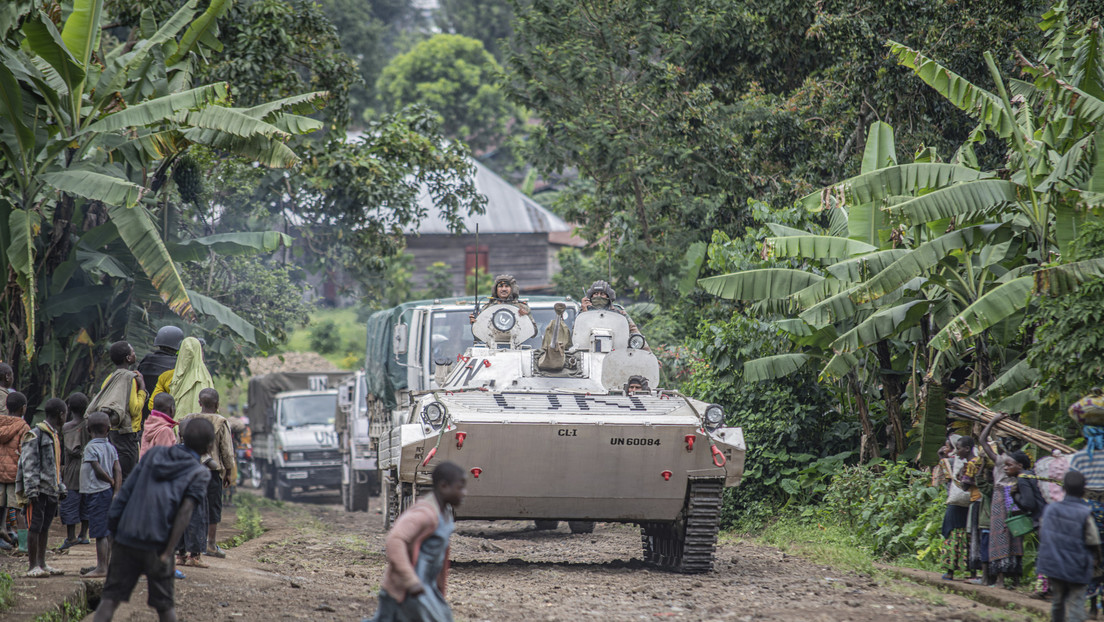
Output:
249 371 349 501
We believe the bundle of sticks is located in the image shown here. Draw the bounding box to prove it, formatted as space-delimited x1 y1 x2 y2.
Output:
946 397 1076 455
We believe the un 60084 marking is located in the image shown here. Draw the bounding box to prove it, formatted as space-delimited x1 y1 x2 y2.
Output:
610 438 661 446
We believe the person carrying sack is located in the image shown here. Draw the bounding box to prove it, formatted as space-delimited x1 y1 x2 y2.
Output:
90 343 147 481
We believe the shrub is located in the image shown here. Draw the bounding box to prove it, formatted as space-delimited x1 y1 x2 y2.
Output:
309 319 341 355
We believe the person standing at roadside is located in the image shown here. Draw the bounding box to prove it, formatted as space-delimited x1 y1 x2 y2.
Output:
0 391 29 551
148 337 212 426
79 412 121 578
58 392 91 550
90 342 148 480
16 397 67 578
1036 471 1099 622
0 363 15 419
137 327 183 425
178 389 235 560
141 394 179 460
93 418 213 622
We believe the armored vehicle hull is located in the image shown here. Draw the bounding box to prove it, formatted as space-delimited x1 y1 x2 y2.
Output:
378 304 746 573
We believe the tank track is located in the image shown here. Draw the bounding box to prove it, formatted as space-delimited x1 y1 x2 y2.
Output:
640 478 723 573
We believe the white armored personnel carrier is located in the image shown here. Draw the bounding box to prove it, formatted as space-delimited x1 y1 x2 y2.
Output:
378 302 746 573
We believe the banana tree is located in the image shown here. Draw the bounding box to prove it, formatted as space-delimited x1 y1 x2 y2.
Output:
0 0 325 399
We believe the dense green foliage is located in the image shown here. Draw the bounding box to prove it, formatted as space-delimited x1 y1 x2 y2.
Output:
435 0 512 60
377 34 515 151
506 0 1047 303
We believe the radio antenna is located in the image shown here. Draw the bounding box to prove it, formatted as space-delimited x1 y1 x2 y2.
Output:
473 223 480 317
607 221 612 281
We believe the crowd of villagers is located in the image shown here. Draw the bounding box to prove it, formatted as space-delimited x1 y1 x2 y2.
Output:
935 391 1104 612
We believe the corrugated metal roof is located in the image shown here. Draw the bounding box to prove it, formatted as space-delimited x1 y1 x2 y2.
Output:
407 159 572 235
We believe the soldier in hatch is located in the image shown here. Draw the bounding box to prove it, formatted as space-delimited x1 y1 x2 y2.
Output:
580 280 641 335
625 375 650 395
470 274 530 323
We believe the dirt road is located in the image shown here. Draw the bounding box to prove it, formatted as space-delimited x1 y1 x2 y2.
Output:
1 490 1036 621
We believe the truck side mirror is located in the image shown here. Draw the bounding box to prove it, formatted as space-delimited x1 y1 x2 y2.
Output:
393 323 409 355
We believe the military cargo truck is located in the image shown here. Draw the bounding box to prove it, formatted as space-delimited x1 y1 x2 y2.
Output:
248 371 349 501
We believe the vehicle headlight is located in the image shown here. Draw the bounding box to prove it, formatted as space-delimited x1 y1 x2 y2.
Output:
704 405 725 429
628 333 646 349
492 308 516 332
422 401 446 427
285 452 305 462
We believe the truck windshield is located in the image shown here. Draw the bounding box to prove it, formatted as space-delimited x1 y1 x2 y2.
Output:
280 394 337 428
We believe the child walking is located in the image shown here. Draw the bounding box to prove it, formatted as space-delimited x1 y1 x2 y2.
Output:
1036 471 1100 622
0 390 29 551
15 397 67 577
58 392 90 550
80 412 121 578
93 418 213 622
369 461 467 622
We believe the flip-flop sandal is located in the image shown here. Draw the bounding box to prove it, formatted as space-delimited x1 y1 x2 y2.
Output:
80 565 97 574
205 546 226 558
55 539 78 551
44 565 64 576
185 557 209 568
77 538 90 545
175 569 186 579
24 567 49 578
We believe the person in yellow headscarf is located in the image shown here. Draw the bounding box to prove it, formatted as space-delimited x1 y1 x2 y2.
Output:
147 337 213 419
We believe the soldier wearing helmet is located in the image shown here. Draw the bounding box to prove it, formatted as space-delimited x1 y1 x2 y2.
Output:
625 375 650 395
581 280 641 335
136 326 184 422
470 274 530 323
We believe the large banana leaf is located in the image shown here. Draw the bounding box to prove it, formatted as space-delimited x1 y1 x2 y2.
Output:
820 352 861 380
831 299 930 353
21 12 84 97
991 387 1039 414
699 269 824 301
187 289 268 346
174 107 289 139
166 0 232 64
928 276 1033 351
888 40 1015 138
980 359 1040 398
676 241 707 296
766 235 877 259
40 169 144 207
243 91 330 119
0 62 33 158
266 113 324 135
798 285 862 327
8 210 40 356
744 354 811 383
826 249 910 281
106 204 192 318
167 231 292 262
799 163 991 211
1034 257 1104 295
182 128 300 168
885 179 1020 225
60 0 102 69
765 223 811 237
792 278 852 308
861 120 897 173
86 84 229 133
854 225 998 303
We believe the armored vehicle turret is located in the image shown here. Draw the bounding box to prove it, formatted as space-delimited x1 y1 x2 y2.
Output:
378 302 746 573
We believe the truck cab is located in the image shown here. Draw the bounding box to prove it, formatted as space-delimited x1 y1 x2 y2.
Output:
248 372 347 501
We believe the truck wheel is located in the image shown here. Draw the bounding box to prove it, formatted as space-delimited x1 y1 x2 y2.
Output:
262 465 276 500
341 482 352 512
249 462 262 489
383 472 400 530
533 520 558 531
568 521 595 534
350 471 370 512
275 481 293 502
